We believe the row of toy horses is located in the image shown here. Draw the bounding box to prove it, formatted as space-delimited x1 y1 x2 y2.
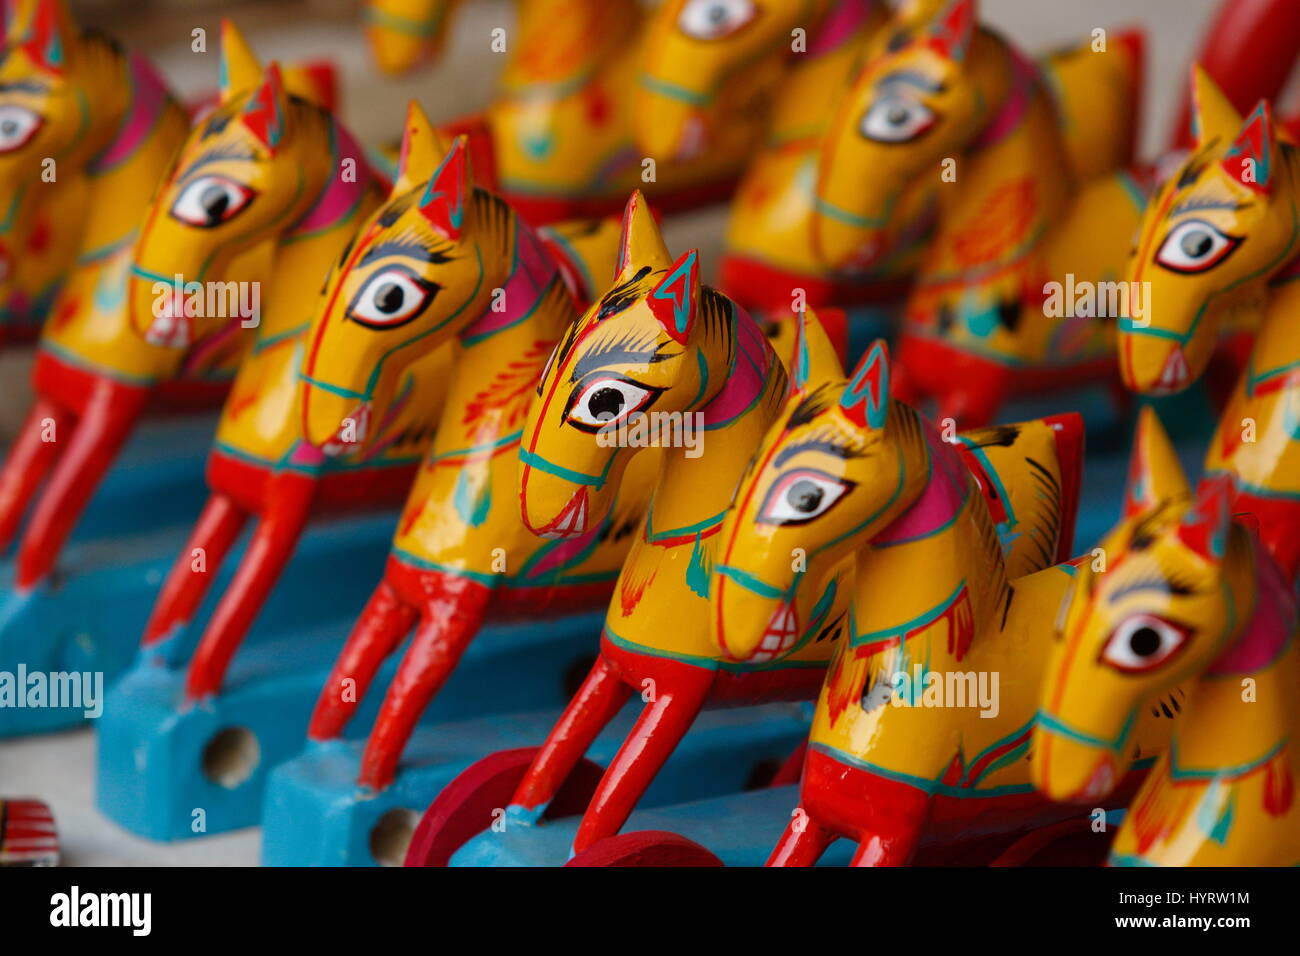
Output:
0 0 1294 867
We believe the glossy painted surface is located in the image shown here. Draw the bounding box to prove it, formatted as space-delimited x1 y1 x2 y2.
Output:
711 312 1172 864
1035 408 1299 865
365 0 461 76
298 122 640 791
811 0 1145 425
1121 68 1295 396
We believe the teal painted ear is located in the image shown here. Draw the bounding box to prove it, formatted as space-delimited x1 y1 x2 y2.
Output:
790 307 845 393
1220 100 1276 195
418 135 471 239
927 0 976 63
648 248 700 346
840 339 890 430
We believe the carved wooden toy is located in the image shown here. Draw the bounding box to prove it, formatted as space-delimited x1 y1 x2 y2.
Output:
364 0 749 224
130 27 429 701
297 124 640 793
0 797 57 866
1119 70 1293 398
0 0 199 590
1034 408 1298 865
365 0 461 76
705 327 1176 866
812 0 1149 426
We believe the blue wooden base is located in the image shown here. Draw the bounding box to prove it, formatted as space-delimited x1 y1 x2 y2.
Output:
451 783 852 866
262 701 813 866
96 609 607 842
0 508 400 738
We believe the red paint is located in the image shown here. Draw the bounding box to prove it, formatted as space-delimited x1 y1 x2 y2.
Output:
719 254 912 311
566 830 724 867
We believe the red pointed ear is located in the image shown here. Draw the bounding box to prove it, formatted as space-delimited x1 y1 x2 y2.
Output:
1177 476 1232 562
926 0 976 63
21 0 71 74
647 248 700 345
1220 100 1276 195
840 339 891 430
418 135 471 239
241 63 289 152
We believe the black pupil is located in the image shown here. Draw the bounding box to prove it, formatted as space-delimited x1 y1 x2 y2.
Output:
1181 230 1213 259
1129 626 1162 658
789 479 824 514
374 282 406 315
589 387 625 421
1 119 18 137
887 105 910 126
201 184 231 221
709 5 727 23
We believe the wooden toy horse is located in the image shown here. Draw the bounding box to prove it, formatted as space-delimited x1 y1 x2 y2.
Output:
365 0 461 76
300 140 644 792
715 336 1176 865
0 0 197 588
637 0 930 311
1120 69 1296 399
1034 409 1298 865
366 0 748 224
132 34 454 704
811 0 1147 426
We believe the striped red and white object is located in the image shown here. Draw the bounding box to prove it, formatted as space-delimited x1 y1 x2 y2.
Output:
0 799 59 867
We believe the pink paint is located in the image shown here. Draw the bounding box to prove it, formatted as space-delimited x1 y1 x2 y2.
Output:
460 219 558 341
807 0 875 57
699 304 773 428
89 52 171 174
286 122 375 237
1207 535 1297 676
971 45 1040 150
874 423 968 545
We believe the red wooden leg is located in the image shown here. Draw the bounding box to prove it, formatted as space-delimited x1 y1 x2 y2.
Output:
142 492 249 646
308 576 418 741
570 666 714 854
766 814 838 867
509 654 632 816
0 397 70 553
15 390 145 588
184 478 316 700
356 575 493 791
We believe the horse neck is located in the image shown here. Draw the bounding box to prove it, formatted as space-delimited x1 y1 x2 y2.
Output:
851 409 1010 661
648 298 786 535
502 0 640 91
1174 536 1299 774
931 37 1069 257
435 210 571 449
1265 145 1300 286
78 45 188 257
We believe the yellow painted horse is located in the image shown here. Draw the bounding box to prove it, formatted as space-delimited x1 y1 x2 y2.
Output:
299 131 638 791
131 31 459 708
712 326 1176 865
0 0 195 588
812 0 1147 426
365 0 748 224
1120 68 1293 398
1035 408 1298 865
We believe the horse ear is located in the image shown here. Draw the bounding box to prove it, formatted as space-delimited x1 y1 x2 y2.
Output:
1189 65 1241 147
19 0 75 74
1220 100 1277 196
1124 407 1190 518
220 19 263 102
1177 475 1232 563
394 99 451 195
418 134 472 240
840 339 891 430
647 248 700 346
790 307 846 393
239 62 291 153
616 190 673 278
927 0 976 63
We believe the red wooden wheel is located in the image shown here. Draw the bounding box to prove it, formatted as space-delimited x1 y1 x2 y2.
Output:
565 830 725 867
404 747 606 867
